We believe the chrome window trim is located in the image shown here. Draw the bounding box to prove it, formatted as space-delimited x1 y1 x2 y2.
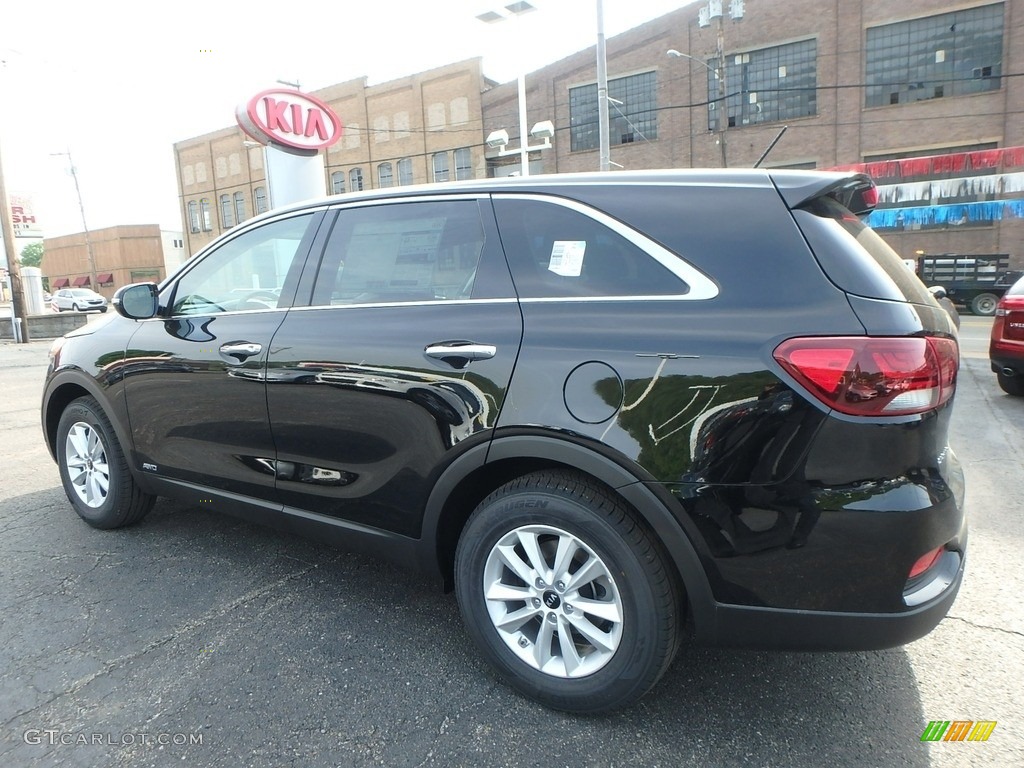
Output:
290 298 519 312
491 192 720 301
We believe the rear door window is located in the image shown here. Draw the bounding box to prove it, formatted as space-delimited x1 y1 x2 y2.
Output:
311 200 488 306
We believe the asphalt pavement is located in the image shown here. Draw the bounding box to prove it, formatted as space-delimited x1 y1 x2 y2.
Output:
0 316 1021 767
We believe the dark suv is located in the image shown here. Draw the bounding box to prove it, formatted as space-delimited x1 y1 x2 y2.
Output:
42 170 966 712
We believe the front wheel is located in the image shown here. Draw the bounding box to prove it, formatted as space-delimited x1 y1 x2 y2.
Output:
56 396 155 529
455 471 681 712
72 303 81 312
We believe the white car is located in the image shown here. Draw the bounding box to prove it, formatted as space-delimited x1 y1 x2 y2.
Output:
51 288 108 313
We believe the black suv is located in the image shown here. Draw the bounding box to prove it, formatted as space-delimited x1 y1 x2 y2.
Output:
42 170 966 712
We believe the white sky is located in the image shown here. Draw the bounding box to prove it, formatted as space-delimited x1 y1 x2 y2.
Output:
0 0 692 241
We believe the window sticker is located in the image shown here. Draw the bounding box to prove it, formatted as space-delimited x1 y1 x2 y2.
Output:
548 240 586 277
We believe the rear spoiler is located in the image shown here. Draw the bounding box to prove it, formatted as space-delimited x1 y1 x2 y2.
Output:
769 171 878 216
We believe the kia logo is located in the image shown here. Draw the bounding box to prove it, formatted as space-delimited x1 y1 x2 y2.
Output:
237 89 343 155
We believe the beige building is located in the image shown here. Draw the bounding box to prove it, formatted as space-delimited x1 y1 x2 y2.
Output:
43 225 183 297
173 59 493 255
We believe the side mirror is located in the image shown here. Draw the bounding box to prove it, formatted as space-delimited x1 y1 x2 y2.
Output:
113 282 160 320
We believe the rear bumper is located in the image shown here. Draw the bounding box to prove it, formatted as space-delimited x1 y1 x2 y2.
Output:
991 357 1024 376
702 548 964 651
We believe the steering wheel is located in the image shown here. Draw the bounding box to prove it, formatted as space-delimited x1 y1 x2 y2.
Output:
236 290 280 310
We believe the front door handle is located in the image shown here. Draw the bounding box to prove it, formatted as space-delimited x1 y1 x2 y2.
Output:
424 341 497 369
220 341 263 361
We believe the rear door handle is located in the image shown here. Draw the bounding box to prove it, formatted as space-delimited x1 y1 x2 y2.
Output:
424 341 497 368
220 341 263 361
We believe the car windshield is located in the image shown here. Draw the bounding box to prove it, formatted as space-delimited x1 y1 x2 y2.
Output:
70 290 96 297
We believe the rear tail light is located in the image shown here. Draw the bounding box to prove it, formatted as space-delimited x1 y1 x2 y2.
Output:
773 336 958 416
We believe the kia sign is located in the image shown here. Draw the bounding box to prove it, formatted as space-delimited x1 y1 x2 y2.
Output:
236 89 343 155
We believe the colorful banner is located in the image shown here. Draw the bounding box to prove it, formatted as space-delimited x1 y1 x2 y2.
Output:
868 199 1024 229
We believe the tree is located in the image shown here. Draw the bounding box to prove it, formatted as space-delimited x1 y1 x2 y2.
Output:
19 242 43 268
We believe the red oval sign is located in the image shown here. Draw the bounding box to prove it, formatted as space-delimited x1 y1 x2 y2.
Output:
236 89 343 154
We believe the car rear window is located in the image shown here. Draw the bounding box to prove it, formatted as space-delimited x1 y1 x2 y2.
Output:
792 196 933 305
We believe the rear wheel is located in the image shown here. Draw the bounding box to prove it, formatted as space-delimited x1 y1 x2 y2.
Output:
56 396 155 529
997 371 1024 396
454 470 680 712
971 292 998 316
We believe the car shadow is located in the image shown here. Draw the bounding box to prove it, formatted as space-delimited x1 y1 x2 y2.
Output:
2 489 929 768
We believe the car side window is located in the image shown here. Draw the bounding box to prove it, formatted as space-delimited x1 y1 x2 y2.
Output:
170 214 315 316
492 198 687 298
311 200 485 306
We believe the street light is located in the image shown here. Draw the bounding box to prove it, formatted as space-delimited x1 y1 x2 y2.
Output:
476 2 552 177
50 149 98 292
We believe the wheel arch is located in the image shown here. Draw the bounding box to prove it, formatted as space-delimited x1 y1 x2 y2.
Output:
43 373 131 467
421 433 716 636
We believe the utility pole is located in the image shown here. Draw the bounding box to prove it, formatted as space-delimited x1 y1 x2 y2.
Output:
715 12 728 168
51 150 98 292
0 135 29 342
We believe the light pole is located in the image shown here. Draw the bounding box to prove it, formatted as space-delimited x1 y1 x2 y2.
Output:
51 150 98 293
666 49 727 167
477 2 543 176
596 0 610 171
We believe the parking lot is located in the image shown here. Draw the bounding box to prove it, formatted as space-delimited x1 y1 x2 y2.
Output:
1 316 1021 767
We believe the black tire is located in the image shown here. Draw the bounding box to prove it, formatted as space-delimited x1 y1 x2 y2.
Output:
56 396 155 529
997 371 1024 396
72 303 81 312
99 307 108 313
971 293 999 316
454 470 681 713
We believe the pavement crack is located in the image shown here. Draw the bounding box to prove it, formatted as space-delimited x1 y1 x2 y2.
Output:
945 614 1024 639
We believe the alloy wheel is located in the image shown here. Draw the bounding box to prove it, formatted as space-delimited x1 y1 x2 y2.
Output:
482 524 623 678
64 422 110 508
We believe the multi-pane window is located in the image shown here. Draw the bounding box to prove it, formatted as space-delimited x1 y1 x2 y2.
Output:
708 39 817 131
187 201 200 233
254 187 268 215
433 152 450 182
398 158 414 186
331 171 346 195
865 3 1004 107
455 148 473 181
220 194 234 229
569 71 658 152
378 162 394 188
234 191 246 223
199 199 212 231
350 168 364 192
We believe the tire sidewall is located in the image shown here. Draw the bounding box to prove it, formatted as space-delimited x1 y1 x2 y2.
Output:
56 399 127 527
455 485 666 710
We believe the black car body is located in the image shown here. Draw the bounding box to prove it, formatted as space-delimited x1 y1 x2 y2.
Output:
42 170 966 711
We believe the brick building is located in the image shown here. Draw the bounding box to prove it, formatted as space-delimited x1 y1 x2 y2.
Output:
43 225 184 297
172 0 1022 268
